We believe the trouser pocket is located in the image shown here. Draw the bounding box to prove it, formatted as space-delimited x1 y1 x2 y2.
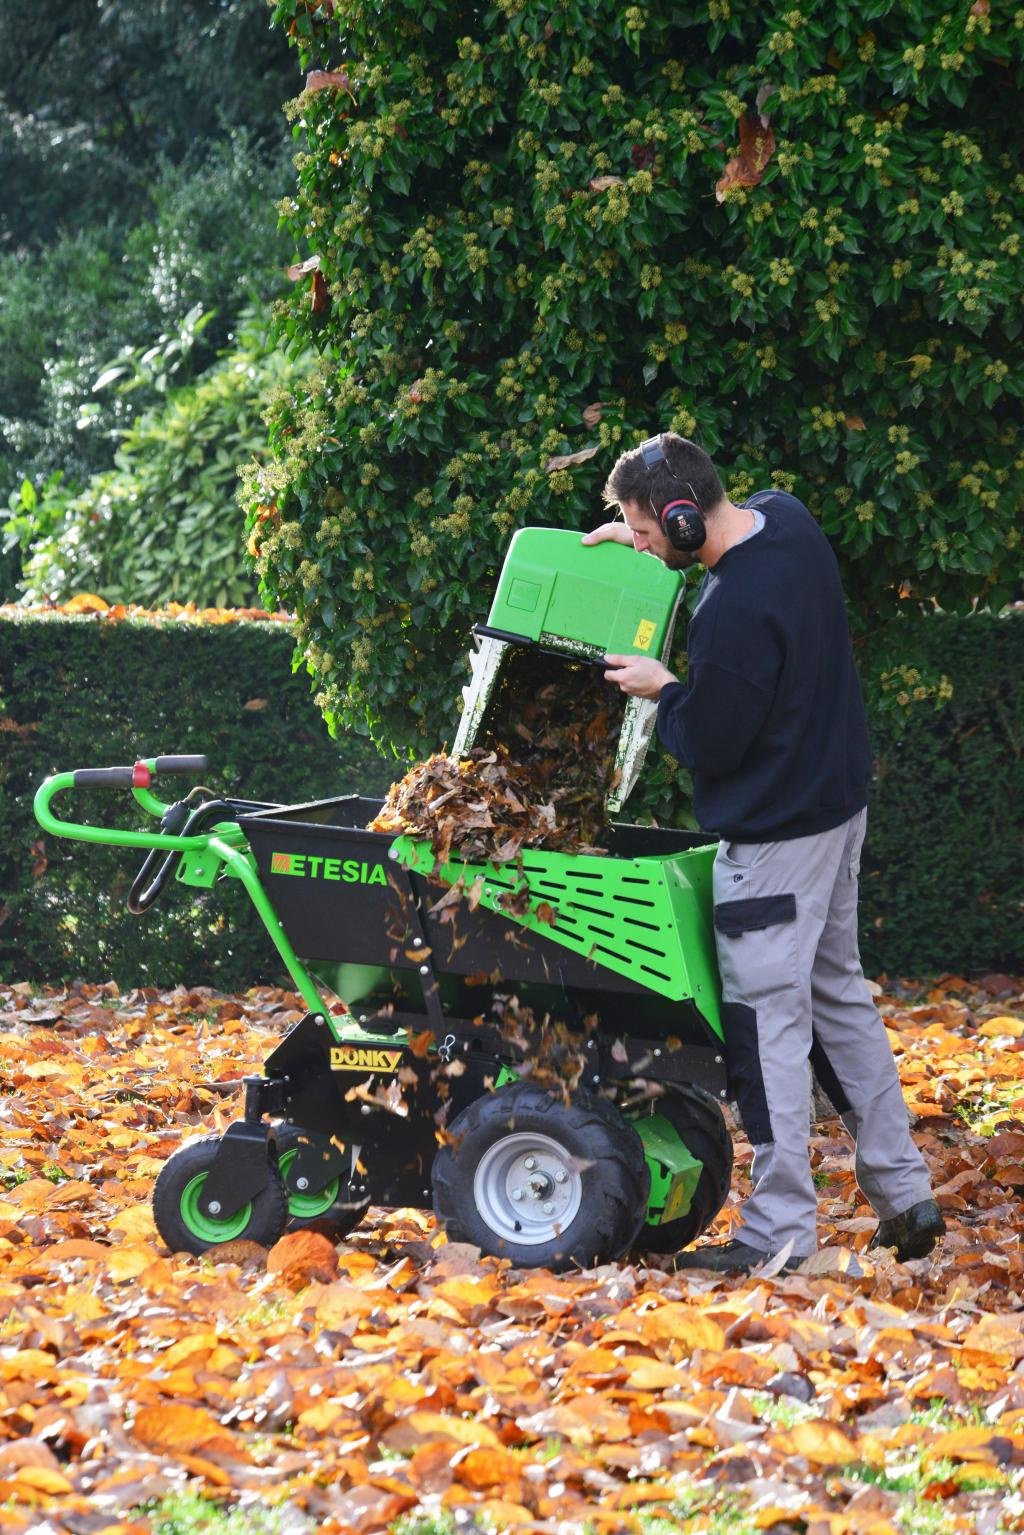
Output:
714 893 798 1002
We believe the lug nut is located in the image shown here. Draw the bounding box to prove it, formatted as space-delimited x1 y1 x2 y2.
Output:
524 1157 536 1170
542 1202 554 1215
207 1201 221 1215
511 1187 524 1202
555 1170 568 1184
295 1177 309 1191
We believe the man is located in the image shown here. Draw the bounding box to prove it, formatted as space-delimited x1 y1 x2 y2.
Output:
584 431 943 1273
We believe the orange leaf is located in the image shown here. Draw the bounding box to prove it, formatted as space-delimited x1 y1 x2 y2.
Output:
397 1411 503 1450
633 1302 728 1352
978 1016 1024 1038
267 1229 340 1287
62 592 110 614
769 1420 859 1466
132 1404 245 1461
456 1447 524 1490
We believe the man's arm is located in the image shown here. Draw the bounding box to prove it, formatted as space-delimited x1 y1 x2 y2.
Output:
581 522 634 547
658 663 776 777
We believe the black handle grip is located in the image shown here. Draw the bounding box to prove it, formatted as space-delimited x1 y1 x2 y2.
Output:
154 755 209 775
72 766 137 788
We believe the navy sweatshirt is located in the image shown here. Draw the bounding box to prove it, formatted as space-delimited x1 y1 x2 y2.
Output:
656 489 872 842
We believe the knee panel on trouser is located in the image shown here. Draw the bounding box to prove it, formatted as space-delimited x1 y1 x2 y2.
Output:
714 893 800 1148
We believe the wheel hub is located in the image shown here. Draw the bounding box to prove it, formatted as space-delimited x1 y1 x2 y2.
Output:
473 1131 583 1246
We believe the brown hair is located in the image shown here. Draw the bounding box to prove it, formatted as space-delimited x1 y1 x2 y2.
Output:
603 432 726 521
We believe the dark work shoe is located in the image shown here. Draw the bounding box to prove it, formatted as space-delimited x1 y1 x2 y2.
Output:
671 1240 804 1275
868 1198 946 1262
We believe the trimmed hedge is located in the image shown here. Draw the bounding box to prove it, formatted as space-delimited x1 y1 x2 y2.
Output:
0 613 392 989
858 612 1022 976
0 611 1019 985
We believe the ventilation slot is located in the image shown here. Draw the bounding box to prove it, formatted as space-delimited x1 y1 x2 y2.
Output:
592 943 633 966
625 937 671 958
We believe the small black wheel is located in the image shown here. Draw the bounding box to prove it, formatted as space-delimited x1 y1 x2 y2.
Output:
153 1135 289 1257
432 1082 650 1272
633 1082 734 1255
275 1123 369 1239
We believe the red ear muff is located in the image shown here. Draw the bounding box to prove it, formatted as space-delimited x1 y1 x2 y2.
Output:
660 498 706 552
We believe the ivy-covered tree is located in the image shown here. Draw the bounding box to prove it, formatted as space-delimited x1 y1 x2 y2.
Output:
246 0 1023 762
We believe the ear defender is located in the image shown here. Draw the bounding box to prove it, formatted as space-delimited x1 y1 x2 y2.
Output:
660 498 707 551
638 434 707 552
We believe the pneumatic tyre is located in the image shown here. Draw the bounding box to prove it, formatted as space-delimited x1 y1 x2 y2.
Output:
275 1122 369 1240
633 1082 734 1255
432 1082 650 1272
153 1135 289 1257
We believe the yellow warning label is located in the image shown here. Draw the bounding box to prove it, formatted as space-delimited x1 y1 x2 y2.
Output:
330 1046 403 1072
633 619 657 651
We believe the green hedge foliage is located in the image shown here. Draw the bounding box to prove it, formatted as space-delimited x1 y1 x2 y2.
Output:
857 613 1021 977
0 613 392 990
246 0 1023 761
1 612 1019 984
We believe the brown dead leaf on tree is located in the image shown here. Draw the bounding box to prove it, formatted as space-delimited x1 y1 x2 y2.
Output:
715 113 777 201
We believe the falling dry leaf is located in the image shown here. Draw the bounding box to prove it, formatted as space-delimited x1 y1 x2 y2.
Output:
545 444 601 472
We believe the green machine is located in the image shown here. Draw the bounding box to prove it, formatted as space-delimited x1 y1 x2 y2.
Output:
34 529 732 1271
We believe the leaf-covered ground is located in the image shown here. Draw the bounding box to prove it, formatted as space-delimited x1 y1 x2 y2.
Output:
0 976 1023 1535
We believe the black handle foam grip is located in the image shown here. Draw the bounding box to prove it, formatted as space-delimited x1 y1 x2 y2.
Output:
153 755 210 775
72 767 137 789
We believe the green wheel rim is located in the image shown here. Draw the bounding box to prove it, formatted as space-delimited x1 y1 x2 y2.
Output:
279 1149 341 1220
180 1172 253 1244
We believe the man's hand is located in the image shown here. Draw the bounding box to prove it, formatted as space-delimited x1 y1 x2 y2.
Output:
582 522 634 547
604 653 677 699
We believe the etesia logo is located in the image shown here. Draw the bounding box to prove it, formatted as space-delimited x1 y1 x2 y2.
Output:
330 1046 403 1072
270 852 387 884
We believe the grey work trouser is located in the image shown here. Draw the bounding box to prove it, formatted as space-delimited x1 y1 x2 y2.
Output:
713 809 933 1258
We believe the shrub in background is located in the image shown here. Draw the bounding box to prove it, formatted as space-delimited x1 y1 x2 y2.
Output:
13 315 310 610
246 0 1023 763
0 130 296 503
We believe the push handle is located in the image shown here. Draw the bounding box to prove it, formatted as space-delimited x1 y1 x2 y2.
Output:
154 755 210 775
71 755 209 789
72 766 137 789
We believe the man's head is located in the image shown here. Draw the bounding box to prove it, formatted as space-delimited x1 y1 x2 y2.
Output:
603 432 727 569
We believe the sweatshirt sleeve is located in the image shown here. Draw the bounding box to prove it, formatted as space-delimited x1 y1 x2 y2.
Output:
656 661 778 778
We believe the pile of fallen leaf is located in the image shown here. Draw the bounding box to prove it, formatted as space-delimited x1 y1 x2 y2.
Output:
0 594 291 625
0 974 1023 1533
369 648 625 865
